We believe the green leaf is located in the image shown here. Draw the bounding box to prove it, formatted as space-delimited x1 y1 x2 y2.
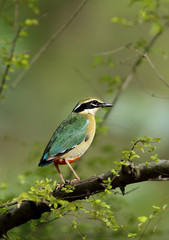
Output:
153 138 161 142
162 204 167 210
72 220 77 228
111 168 119 176
152 205 161 213
99 75 112 82
54 203 58 209
19 192 29 200
128 232 137 238
0 182 7 190
150 22 163 36
19 31 28 37
25 19 39 26
92 56 104 66
138 216 148 223
2 84 8 89
111 17 133 26
150 154 159 162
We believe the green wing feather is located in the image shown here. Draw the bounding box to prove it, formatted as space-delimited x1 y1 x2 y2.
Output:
39 113 88 165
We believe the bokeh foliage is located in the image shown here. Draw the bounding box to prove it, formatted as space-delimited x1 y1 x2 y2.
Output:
1 0 169 239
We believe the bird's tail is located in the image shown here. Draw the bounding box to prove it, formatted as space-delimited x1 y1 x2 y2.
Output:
38 158 53 167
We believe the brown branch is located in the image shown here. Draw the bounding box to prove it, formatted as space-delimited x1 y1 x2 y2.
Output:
53 160 169 200
93 43 132 56
11 0 89 89
0 160 169 237
0 201 50 238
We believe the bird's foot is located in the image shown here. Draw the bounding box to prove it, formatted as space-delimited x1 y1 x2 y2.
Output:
56 178 80 189
70 178 80 183
56 180 72 189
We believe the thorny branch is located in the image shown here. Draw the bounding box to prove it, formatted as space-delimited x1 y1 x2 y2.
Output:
0 160 169 237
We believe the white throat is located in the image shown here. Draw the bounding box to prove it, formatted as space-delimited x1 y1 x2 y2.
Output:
81 108 99 115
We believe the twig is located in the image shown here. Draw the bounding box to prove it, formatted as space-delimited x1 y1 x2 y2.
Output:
127 45 169 89
93 43 132 56
134 74 169 99
74 67 103 98
14 0 19 30
99 67 135 126
0 201 18 209
11 0 89 89
119 54 138 64
0 0 21 96
99 21 169 126
151 93 169 99
144 53 169 88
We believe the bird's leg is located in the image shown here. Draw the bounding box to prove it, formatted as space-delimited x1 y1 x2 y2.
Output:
65 159 80 181
53 161 65 185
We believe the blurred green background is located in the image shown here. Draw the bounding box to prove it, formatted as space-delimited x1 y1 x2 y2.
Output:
1 0 169 239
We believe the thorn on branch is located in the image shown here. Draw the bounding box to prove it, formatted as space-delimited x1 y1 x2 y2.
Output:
119 185 125 195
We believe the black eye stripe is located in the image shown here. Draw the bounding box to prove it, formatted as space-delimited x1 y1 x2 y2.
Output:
73 100 100 113
92 100 98 104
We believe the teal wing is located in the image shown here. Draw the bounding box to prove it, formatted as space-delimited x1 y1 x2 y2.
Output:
39 113 89 166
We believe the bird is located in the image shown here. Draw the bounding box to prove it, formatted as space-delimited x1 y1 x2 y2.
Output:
38 97 113 184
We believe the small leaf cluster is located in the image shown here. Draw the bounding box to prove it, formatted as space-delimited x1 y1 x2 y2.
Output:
83 198 119 231
92 0 169 97
0 0 40 97
92 55 122 94
12 178 80 221
122 136 160 162
111 136 160 174
3 53 30 75
99 75 122 94
14 178 56 204
112 0 168 36
92 56 116 67
111 17 133 26
137 203 168 237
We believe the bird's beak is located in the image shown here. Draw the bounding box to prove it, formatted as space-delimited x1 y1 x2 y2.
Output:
100 102 113 108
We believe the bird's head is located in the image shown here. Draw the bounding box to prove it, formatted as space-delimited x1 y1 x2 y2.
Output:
72 97 113 115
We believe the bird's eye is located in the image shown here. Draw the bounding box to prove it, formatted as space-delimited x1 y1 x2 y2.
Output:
92 100 98 105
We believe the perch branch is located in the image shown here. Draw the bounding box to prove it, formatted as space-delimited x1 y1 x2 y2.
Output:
0 160 169 237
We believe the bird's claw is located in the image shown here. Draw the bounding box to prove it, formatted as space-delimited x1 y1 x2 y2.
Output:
70 178 80 183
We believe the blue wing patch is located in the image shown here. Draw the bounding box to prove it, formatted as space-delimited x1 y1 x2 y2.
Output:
43 152 49 160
